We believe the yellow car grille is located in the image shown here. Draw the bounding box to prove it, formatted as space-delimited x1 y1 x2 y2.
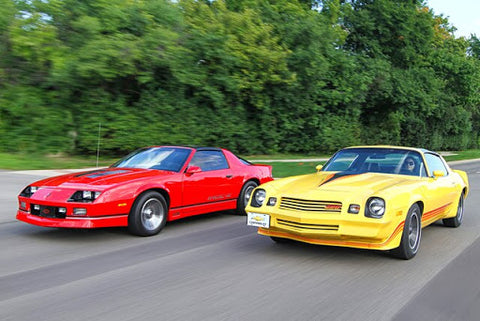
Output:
277 219 339 231
279 197 342 213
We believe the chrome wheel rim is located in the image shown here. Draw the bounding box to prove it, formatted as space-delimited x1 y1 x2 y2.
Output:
243 185 256 206
140 198 164 231
457 195 464 223
408 210 420 250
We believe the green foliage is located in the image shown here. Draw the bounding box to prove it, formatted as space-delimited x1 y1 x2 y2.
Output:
0 86 74 153
0 0 479 157
0 0 15 33
345 0 480 151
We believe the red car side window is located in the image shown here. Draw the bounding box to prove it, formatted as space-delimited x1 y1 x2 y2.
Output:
189 150 229 171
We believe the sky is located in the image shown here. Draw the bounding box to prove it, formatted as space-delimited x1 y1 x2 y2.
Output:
426 0 480 38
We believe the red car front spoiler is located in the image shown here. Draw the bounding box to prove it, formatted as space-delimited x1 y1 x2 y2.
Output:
16 210 128 229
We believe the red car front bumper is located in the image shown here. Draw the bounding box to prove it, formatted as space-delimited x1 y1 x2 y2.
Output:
16 210 128 229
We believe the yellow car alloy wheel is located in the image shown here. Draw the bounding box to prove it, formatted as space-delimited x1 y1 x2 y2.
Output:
391 203 422 260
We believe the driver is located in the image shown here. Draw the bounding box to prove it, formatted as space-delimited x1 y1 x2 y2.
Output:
402 157 416 174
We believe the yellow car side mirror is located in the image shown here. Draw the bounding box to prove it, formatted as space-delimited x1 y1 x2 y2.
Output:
316 164 323 171
433 170 445 178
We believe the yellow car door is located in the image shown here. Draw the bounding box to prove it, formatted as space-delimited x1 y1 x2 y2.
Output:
422 153 458 224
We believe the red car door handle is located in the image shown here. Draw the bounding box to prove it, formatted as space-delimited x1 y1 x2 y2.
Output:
226 175 233 178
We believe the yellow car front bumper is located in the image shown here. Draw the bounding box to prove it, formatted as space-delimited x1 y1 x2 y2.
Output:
254 210 405 251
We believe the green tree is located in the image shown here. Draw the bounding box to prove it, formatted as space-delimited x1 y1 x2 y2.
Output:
35 0 185 154
1 0 479 156
172 0 295 153
344 0 479 150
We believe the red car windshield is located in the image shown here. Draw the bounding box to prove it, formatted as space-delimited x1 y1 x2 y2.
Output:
112 147 192 172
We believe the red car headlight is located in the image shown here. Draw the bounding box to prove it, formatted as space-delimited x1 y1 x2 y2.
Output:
19 186 39 198
68 191 102 203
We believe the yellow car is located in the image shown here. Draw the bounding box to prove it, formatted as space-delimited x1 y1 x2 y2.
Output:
246 146 469 259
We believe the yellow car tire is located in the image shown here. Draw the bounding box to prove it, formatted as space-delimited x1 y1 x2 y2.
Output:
443 193 465 228
391 203 422 260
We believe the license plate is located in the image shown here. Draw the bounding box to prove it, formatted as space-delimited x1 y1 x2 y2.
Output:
247 212 270 228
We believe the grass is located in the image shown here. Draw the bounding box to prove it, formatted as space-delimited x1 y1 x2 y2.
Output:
0 150 479 174
251 150 480 178
0 153 117 170
260 161 322 178
243 154 329 178
442 150 480 162
242 153 330 161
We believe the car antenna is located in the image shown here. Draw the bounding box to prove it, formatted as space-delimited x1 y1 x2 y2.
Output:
96 122 101 167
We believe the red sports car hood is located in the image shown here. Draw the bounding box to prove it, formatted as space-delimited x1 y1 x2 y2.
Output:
32 168 175 189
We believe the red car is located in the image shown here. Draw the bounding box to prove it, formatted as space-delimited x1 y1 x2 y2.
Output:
17 146 273 236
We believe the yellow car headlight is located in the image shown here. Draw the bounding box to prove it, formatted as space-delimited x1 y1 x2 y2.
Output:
365 197 385 218
251 189 267 207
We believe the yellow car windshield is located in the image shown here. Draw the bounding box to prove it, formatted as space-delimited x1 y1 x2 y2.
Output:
322 148 426 177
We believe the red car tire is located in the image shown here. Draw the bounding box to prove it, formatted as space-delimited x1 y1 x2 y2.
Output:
128 191 168 236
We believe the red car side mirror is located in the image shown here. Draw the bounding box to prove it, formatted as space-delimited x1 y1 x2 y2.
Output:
185 166 202 175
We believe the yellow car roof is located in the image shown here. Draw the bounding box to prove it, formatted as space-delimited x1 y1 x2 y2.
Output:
342 145 434 155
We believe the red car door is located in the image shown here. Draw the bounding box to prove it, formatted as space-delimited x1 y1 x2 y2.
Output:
182 150 239 206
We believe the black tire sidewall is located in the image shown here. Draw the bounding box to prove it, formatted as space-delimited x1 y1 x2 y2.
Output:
456 193 465 225
443 193 464 228
393 203 422 260
128 191 167 236
236 181 258 214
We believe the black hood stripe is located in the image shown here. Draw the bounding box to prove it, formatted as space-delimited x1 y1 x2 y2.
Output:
319 172 360 187
75 169 130 178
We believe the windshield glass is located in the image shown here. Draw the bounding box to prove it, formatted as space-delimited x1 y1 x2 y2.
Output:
322 148 426 177
112 147 192 172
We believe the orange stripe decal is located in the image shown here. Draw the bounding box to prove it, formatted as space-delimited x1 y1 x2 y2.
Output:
422 203 452 222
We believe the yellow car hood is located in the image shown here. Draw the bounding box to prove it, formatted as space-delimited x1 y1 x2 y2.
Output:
270 172 415 200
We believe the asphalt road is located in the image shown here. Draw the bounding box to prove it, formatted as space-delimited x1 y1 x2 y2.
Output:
1 161 479 321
